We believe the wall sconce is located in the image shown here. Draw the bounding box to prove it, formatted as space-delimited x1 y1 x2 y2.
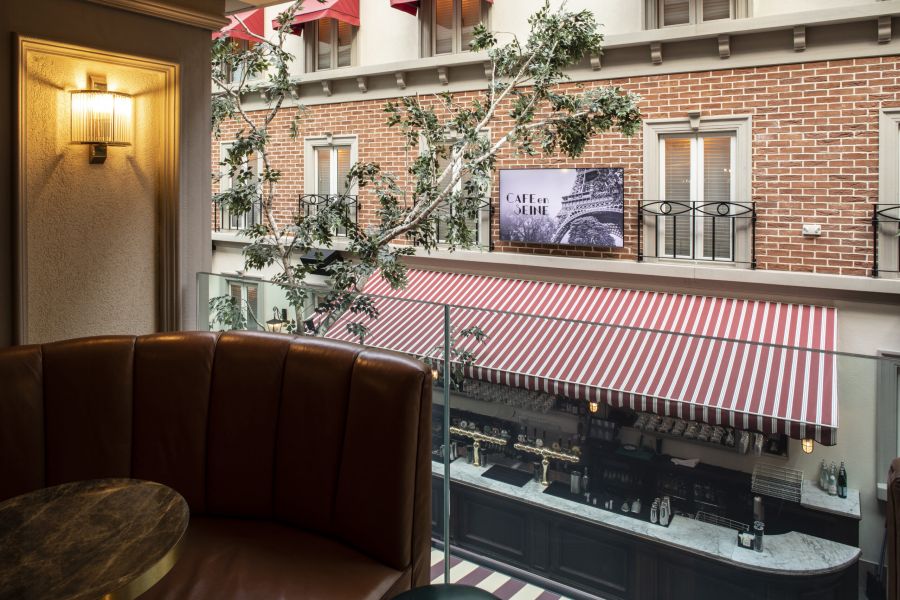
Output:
70 75 133 164
801 438 815 454
589 400 599 414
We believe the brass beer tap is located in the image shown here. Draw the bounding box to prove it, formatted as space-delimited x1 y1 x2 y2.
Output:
449 427 507 467
513 443 580 486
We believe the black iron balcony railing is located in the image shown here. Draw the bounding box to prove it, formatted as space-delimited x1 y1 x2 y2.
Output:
872 204 900 277
407 197 494 250
299 194 359 237
212 200 263 233
637 200 756 268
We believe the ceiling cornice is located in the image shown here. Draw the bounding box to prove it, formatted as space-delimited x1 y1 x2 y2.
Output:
85 0 229 30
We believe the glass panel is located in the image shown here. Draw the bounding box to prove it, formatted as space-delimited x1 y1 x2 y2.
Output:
246 284 259 330
702 136 733 260
336 145 352 195
337 20 352 67
316 146 332 194
662 137 692 257
702 0 731 21
460 0 481 51
663 0 691 26
317 18 333 70
435 0 454 55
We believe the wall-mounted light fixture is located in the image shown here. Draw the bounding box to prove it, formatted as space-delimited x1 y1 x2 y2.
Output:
801 438 815 454
70 75 133 164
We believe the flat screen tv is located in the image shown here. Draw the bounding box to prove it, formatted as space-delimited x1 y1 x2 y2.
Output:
499 168 624 248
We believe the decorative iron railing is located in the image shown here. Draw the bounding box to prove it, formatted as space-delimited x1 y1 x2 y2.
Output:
299 194 359 237
407 198 494 250
637 200 756 268
872 204 900 277
212 200 263 233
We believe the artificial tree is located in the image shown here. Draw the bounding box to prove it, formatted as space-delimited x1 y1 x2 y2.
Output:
210 0 642 339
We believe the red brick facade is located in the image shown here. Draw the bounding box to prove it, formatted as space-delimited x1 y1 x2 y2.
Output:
213 55 900 276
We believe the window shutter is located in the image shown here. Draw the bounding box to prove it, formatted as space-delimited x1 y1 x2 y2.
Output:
317 18 333 70
663 137 692 257
662 0 690 26
336 146 352 195
460 0 481 50
336 20 352 67
702 136 733 259
702 0 731 21
316 147 332 194
246 285 259 330
434 0 453 54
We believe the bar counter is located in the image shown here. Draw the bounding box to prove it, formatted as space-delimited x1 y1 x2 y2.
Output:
432 460 859 599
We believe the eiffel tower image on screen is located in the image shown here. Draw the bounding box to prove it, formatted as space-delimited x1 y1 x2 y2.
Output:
551 168 624 247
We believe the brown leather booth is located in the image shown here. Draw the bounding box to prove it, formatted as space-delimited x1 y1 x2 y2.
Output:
0 331 432 600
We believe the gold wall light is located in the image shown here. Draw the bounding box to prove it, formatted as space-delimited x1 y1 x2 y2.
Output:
801 438 815 454
70 75 133 164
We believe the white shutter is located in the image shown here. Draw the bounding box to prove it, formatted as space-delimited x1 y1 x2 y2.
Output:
701 136 733 259
702 0 731 21
662 0 691 26
662 137 693 257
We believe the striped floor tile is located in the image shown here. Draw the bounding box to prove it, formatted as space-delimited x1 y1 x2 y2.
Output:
429 549 571 600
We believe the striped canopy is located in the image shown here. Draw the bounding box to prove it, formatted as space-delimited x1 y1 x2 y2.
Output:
324 269 839 444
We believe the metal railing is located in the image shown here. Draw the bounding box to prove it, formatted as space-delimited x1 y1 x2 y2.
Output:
299 194 359 237
407 197 494 250
212 200 263 232
637 200 756 268
872 204 900 277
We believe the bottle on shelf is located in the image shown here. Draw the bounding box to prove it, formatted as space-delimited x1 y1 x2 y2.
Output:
818 459 828 491
827 462 838 496
838 462 848 499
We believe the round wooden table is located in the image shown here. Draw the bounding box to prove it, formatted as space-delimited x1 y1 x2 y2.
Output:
0 479 188 600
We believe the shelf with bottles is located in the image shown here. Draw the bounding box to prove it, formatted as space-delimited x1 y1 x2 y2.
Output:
610 409 789 459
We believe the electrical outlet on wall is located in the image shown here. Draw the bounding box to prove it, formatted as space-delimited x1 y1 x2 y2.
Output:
802 224 822 236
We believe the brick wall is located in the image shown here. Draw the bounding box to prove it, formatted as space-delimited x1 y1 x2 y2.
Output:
212 55 900 276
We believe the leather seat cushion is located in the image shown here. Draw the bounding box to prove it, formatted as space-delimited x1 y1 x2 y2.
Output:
141 517 409 600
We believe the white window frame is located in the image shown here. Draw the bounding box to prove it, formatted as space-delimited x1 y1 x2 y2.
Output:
876 351 900 500
658 132 737 261
420 0 490 58
419 134 491 249
226 279 261 330
643 115 752 267
303 134 359 237
218 141 263 231
304 19 356 72
877 108 900 277
644 0 749 29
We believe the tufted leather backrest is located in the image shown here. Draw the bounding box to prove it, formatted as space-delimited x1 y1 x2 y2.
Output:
0 331 432 586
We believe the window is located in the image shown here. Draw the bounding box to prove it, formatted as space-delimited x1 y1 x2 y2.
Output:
217 142 262 232
303 135 358 237
422 0 487 57
645 0 748 28
875 109 900 277
428 139 490 248
228 280 260 330
307 18 355 71
642 116 752 266
658 133 735 260
223 39 260 84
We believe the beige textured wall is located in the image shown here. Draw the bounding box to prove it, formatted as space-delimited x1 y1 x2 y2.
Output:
0 0 220 346
21 48 166 343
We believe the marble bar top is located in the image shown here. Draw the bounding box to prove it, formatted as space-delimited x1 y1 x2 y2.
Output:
434 461 859 576
800 479 861 520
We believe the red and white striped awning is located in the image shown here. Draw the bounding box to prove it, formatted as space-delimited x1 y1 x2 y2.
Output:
324 269 839 444
390 0 493 16
275 0 360 34
213 9 265 41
